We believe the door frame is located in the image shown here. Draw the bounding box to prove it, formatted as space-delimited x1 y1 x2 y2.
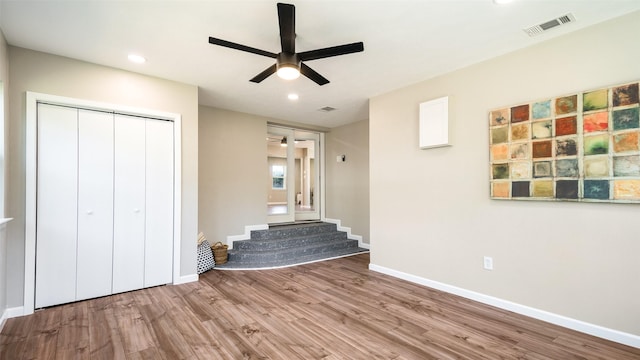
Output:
267 124 324 224
24 91 182 315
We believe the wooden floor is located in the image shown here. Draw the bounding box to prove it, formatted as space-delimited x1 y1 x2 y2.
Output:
1 254 638 359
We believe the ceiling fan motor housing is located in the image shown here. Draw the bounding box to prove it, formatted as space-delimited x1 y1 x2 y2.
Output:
277 52 300 71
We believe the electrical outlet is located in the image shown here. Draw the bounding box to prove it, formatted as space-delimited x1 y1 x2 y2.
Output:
483 256 493 270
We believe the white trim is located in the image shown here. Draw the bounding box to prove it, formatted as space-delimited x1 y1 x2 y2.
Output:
369 263 640 349
320 132 326 221
227 224 269 249
174 274 198 285
24 91 183 315
172 113 183 287
0 306 25 331
323 218 369 249
0 218 12 225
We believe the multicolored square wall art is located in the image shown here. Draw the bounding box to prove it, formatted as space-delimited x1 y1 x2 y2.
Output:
489 81 640 203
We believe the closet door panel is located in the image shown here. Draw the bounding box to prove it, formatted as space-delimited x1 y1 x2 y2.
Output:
35 104 78 308
144 119 174 287
113 115 146 294
76 110 115 301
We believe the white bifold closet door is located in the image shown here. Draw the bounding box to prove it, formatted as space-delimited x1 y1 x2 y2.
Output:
36 104 80 308
76 109 115 301
112 115 146 294
35 104 174 308
112 115 174 293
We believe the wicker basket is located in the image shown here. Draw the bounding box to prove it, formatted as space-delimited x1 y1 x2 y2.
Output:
211 241 228 264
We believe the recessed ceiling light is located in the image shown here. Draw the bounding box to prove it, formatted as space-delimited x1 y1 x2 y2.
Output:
128 54 146 64
493 0 514 4
288 93 299 101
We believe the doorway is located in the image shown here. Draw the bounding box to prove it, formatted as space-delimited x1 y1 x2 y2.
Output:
267 125 320 223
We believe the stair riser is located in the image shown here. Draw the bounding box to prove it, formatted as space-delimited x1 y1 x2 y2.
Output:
234 232 347 251
250 223 337 240
228 240 359 263
224 248 366 268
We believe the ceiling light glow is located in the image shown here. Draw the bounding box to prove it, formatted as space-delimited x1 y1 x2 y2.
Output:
128 54 146 64
493 0 514 4
277 65 300 80
288 93 299 101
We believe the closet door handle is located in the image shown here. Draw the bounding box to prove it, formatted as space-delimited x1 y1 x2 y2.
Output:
133 208 140 213
86 210 93 215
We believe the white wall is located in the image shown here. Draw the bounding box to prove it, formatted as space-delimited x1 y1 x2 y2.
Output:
7 47 199 308
326 119 370 243
370 11 640 340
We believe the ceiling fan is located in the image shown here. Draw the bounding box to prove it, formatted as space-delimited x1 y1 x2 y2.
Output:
208 2 364 86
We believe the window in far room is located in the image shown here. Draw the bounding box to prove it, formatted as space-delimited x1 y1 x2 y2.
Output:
271 164 286 189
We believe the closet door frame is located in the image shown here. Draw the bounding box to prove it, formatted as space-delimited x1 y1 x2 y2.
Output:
24 91 183 315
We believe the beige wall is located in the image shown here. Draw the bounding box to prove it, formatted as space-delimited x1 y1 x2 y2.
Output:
326 119 370 243
0 30 8 320
370 11 640 337
6 47 199 307
199 106 268 244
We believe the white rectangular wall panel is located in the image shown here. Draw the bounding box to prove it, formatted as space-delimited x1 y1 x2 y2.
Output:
35 104 79 308
144 119 174 287
419 96 451 149
112 115 146 294
76 109 114 301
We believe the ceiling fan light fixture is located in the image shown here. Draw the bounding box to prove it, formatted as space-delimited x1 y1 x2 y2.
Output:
276 52 301 80
277 65 300 80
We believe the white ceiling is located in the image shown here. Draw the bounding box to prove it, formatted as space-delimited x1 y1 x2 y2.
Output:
1 1 639 128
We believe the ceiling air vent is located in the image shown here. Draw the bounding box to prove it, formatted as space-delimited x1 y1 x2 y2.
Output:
523 13 575 37
319 106 337 112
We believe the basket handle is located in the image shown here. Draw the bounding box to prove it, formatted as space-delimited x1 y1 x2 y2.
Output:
212 241 224 248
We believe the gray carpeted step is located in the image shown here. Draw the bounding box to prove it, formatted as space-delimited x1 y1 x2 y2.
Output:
249 222 337 240
233 231 347 251
214 221 368 270
216 246 368 269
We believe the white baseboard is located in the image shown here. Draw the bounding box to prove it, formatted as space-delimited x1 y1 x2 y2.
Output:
226 224 269 250
323 218 369 249
369 263 640 349
174 274 198 285
0 309 8 332
1 306 25 331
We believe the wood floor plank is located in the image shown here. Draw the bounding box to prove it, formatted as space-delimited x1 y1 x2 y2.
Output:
111 292 157 355
54 301 90 360
3 253 639 359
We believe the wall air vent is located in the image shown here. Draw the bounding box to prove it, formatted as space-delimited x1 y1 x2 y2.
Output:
319 106 337 112
523 13 575 37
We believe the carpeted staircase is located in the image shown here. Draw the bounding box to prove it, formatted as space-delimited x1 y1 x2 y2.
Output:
214 222 368 270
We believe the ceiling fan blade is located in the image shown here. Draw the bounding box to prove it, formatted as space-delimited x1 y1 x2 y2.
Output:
300 63 329 86
209 37 277 58
277 3 296 54
298 42 364 61
250 64 277 83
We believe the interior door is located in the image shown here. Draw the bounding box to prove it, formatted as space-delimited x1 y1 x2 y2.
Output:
267 126 295 223
144 119 174 287
76 109 114 301
113 114 146 294
35 104 79 308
